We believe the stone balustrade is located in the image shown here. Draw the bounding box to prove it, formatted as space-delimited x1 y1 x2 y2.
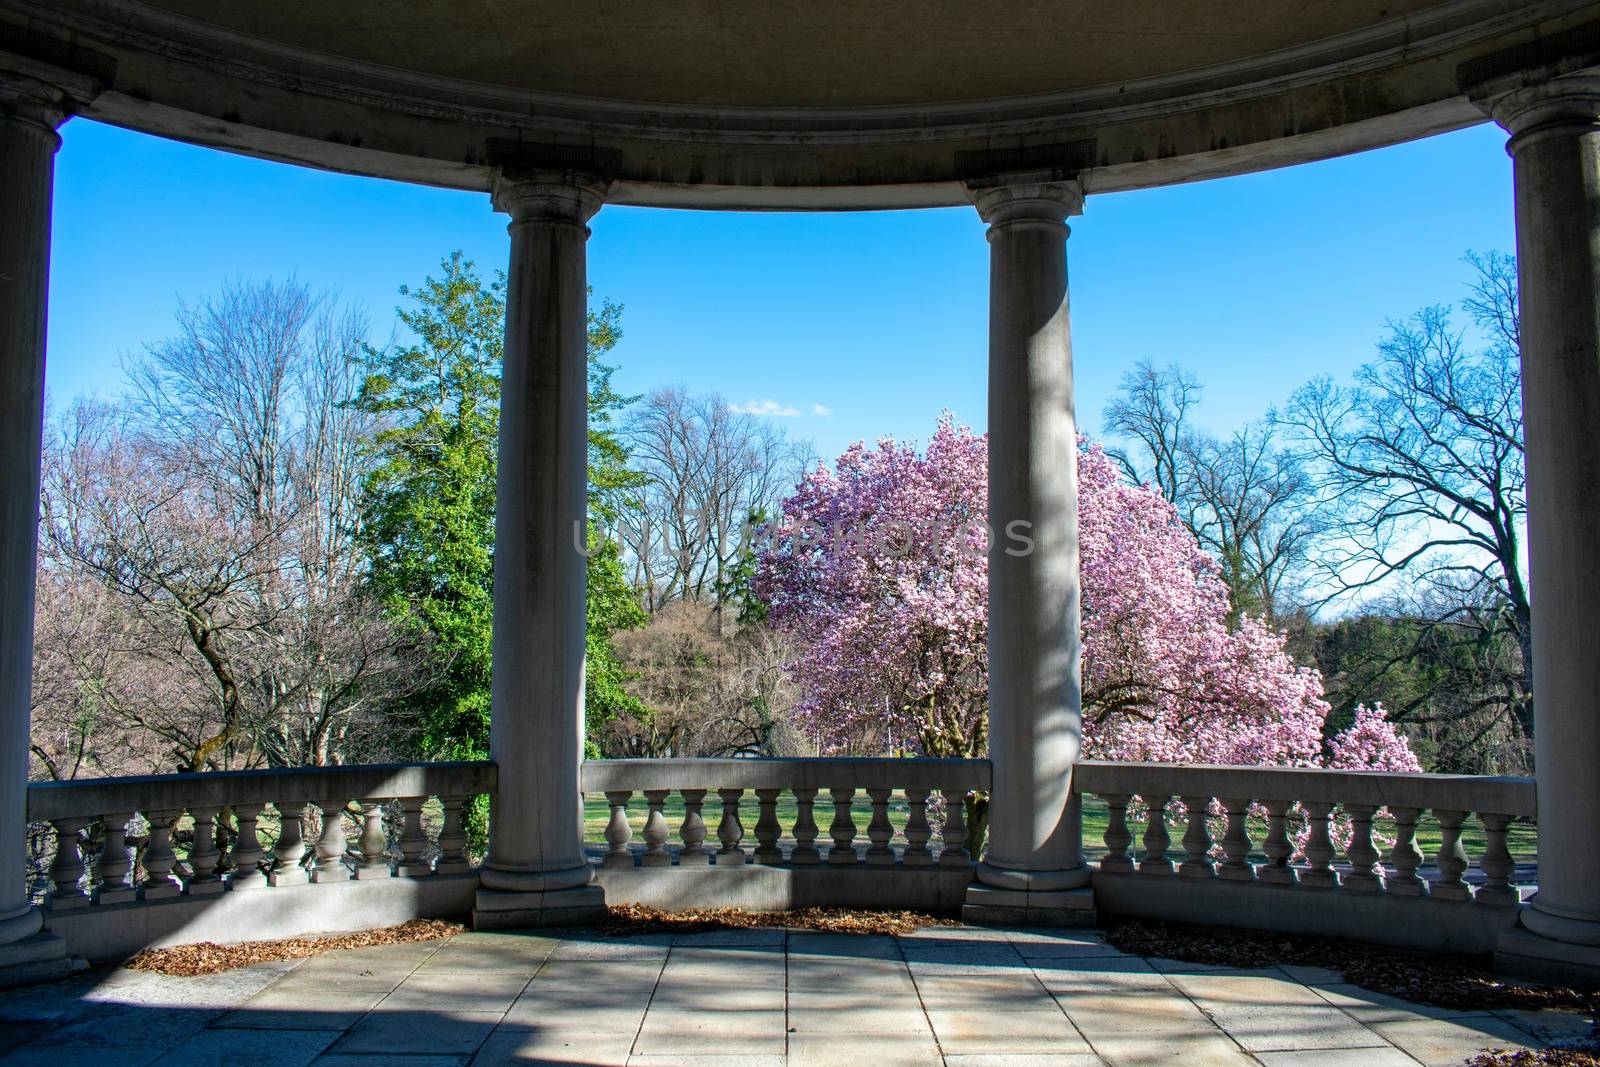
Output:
1071 761 1537 952
580 757 990 912
24 762 494 960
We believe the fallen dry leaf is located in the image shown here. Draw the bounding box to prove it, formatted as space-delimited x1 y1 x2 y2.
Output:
123 918 464 976
601 902 958 937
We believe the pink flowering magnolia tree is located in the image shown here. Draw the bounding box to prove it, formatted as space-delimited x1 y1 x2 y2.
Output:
753 414 1417 780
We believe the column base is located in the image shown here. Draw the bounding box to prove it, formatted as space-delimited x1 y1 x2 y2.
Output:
0 932 83 990
975 860 1092 892
1496 928 1600 988
1518 897 1600 947
473 884 608 931
962 884 1097 927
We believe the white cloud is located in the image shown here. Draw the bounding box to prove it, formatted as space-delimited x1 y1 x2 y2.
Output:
810 404 832 417
729 399 802 417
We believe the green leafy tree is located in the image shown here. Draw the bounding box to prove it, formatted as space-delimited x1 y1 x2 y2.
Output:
358 252 645 800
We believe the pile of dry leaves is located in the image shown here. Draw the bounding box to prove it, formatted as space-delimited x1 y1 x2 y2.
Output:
1468 1051 1600 1066
600 903 957 938
124 918 464 977
1106 918 1595 1013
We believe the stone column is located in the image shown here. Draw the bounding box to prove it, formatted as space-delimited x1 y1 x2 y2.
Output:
962 178 1092 924
0 61 77 981
473 172 609 929
1483 73 1600 978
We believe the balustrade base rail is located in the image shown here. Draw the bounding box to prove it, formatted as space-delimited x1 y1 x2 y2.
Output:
594 859 975 914
1091 868 1524 954
43 870 479 964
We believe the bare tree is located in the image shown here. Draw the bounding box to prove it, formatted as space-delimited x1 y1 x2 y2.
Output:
1281 250 1528 743
1104 360 1315 618
33 281 423 776
618 388 809 616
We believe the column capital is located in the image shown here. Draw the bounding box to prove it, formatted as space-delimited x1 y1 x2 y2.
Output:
964 177 1084 234
1472 70 1600 154
0 51 98 136
491 171 610 227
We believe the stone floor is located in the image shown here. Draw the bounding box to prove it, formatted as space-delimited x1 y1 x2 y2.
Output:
0 924 1591 1066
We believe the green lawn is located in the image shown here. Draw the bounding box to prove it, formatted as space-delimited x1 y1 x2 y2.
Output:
581 792 1537 869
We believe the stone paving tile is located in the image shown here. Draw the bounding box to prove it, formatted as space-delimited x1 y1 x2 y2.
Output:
158 1026 339 1066
786 957 916 992
13 1001 222 1050
943 1057 1106 1067
1308 982 1487 1023
787 933 900 959
914 971 1061 1011
500 991 649 1032
631 1009 787 1056
1493 1007 1597 1043
473 1025 636 1065
787 1002 933 1033
1203 1004 1389 1052
1030 956 1172 994
313 1057 469 1066
785 986 926 1012
378 972 533 1013
548 938 671 962
787 1032 945 1065
671 928 787 947
215 984 391 1029
648 980 786 1012
417 942 554 975
628 1057 785 1067
1253 1049 1421 1066
1086 1029 1257 1066
528 959 664 992
1162 970 1329 1009
1055 990 1217 1035
328 1010 505 1055
1368 1014 1546 1066
926 1008 1092 1055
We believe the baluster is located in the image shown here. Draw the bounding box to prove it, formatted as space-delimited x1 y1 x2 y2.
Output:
1257 798 1297 884
187 806 223 895
1099 793 1134 873
1431 809 1473 901
311 799 352 883
603 790 635 867
641 789 672 867
268 800 311 886
1342 803 1381 892
903 788 933 865
790 787 820 864
865 788 895 865
1217 797 1254 882
396 797 432 877
46 817 91 909
939 787 970 864
141 810 182 899
1301 801 1340 887
717 788 747 863
1139 794 1173 875
1386 805 1426 896
1178 796 1215 878
753 788 783 864
679 788 711 865
828 787 858 865
1476 812 1520 905
435 795 472 874
94 812 137 903
229 804 267 889
352 800 391 878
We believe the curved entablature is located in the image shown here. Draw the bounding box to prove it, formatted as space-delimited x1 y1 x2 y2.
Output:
1 0 1598 206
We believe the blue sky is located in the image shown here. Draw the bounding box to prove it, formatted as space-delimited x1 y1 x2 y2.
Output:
48 118 1515 464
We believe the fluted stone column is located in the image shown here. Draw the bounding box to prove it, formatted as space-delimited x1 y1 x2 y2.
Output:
1483 73 1600 978
0 62 77 980
963 179 1092 924
473 172 609 929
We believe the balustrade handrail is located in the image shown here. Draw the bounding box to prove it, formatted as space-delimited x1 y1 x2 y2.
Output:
580 756 991 793
1071 760 1536 817
26 760 498 822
